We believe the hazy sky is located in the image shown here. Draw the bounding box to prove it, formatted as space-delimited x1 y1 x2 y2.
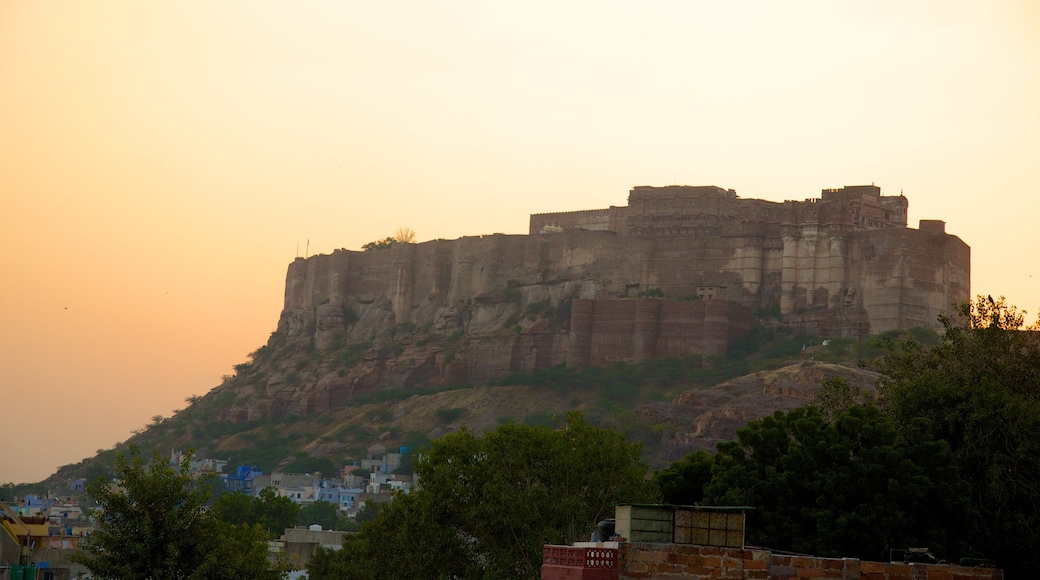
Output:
2 1 1039 483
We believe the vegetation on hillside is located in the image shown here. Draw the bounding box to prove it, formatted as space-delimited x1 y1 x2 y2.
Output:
29 318 934 491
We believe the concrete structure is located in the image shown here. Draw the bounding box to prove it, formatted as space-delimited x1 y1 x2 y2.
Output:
1 503 87 578
223 465 263 494
280 526 350 568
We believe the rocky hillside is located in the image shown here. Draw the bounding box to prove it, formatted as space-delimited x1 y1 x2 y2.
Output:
42 350 883 491
37 237 929 489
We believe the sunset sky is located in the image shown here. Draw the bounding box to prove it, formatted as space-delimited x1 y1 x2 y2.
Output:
2 1 1039 483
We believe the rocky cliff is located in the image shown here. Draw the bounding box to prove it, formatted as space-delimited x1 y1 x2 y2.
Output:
211 183 967 421
217 230 755 421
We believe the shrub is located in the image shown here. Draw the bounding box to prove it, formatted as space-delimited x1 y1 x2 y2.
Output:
436 407 465 423
366 408 394 422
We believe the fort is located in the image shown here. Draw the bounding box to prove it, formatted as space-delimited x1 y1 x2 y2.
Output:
529 184 968 335
267 183 968 407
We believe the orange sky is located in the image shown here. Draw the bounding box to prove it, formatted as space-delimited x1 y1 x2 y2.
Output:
2 1 1039 484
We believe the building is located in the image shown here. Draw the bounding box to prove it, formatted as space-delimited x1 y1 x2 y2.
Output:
541 504 1002 580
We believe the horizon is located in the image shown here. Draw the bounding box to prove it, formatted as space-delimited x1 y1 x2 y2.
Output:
3 0 1039 483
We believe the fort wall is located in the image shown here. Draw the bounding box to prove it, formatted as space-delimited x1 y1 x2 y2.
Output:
567 298 756 369
275 183 968 404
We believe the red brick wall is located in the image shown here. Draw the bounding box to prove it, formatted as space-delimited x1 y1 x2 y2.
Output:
606 543 1003 580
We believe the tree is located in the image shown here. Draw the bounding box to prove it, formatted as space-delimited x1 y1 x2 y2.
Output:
256 487 300 536
698 405 970 561
307 536 376 580
361 237 395 251
192 521 282 580
345 412 654 578
71 445 282 580
212 487 299 538
211 489 256 525
297 500 340 530
353 500 383 525
876 296 1040 575
71 445 214 579
361 228 416 251
653 450 713 505
812 376 871 421
392 227 416 244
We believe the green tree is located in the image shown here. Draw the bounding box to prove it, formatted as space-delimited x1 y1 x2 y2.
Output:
361 228 415 251
361 237 394 251
812 376 871 420
192 521 282 580
307 536 376 580
653 449 713 505
876 296 1040 575
353 500 383 525
211 490 256 526
256 487 300 536
701 405 970 561
297 500 340 530
213 487 300 538
362 412 654 578
71 445 282 580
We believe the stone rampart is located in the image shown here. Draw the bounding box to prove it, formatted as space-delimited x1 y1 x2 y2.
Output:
567 298 755 369
260 183 970 415
284 184 968 340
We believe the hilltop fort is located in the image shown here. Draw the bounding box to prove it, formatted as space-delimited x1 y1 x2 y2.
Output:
246 184 968 416
527 184 968 335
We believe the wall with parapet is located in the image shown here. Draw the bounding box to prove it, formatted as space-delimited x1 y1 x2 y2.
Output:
242 183 971 417
518 184 968 336
274 184 967 405
614 543 1002 580
541 544 1003 580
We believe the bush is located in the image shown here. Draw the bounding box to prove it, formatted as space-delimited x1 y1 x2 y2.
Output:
636 287 664 298
436 407 465 423
365 408 394 422
343 306 358 325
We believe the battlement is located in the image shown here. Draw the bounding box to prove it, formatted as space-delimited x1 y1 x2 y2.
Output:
530 184 917 239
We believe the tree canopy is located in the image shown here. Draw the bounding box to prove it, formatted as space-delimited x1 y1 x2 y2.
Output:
361 227 416 251
700 405 969 561
876 295 1040 575
308 412 654 579
72 445 280 580
212 486 299 538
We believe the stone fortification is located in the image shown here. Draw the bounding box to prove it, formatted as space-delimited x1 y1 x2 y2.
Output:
531 184 968 335
256 183 967 415
567 298 755 370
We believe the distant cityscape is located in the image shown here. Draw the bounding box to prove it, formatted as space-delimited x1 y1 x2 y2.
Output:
1 445 415 575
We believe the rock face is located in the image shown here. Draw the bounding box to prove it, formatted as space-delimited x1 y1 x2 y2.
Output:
639 361 880 463
228 183 966 419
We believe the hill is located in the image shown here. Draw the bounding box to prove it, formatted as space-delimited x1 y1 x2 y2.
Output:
37 325 908 492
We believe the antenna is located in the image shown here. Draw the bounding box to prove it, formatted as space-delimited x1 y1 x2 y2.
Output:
296 242 299 258
306 239 310 257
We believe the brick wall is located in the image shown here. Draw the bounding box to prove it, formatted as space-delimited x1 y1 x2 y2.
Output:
591 543 1003 580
